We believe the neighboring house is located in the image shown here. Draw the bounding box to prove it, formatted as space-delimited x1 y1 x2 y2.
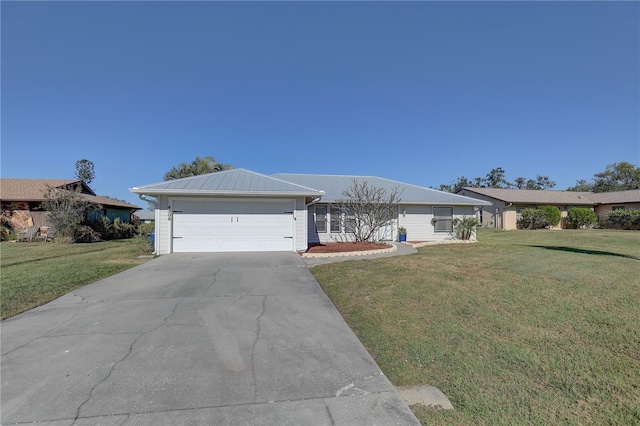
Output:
588 190 640 218
1 178 140 232
134 210 156 224
456 187 640 230
130 168 490 254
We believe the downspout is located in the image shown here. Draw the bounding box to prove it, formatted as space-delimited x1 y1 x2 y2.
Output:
138 194 159 254
138 194 158 209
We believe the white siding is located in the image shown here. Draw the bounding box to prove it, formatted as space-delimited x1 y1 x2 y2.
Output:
294 198 307 251
397 204 478 241
156 195 171 255
398 204 432 241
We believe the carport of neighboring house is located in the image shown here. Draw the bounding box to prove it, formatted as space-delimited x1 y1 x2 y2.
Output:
130 169 324 254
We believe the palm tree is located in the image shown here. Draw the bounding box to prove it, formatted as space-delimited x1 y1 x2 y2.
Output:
163 156 234 180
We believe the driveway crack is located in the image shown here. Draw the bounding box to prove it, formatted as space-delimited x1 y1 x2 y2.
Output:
251 295 267 403
2 304 92 357
71 302 180 424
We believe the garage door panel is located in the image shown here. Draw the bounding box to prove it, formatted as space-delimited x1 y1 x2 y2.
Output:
172 200 294 253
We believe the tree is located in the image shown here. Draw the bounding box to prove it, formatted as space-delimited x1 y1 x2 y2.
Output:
566 162 640 192
484 167 511 188
41 185 98 243
592 162 640 193
333 179 403 243
524 176 556 190
164 156 233 180
566 179 593 192
75 159 95 184
438 176 472 193
513 177 527 189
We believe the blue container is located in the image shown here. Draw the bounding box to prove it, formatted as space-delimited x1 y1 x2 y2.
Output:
399 234 407 242
150 233 155 247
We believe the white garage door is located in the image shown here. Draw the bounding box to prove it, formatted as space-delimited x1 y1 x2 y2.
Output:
172 199 294 253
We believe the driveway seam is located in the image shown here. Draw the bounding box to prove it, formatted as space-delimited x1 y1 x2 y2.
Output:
19 389 400 425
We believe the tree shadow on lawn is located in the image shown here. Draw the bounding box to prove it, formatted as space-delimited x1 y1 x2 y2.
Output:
524 245 640 261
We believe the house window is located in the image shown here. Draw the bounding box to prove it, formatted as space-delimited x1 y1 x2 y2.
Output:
612 206 625 211
344 208 356 233
315 205 327 233
433 207 453 232
330 206 341 232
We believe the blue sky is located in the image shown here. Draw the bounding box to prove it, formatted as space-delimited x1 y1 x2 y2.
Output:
2 1 638 208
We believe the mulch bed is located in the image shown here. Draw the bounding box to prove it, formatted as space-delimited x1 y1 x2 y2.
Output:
304 242 392 254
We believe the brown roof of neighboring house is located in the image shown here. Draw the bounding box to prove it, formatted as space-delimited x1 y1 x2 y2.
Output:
588 189 640 205
0 178 139 210
458 187 595 205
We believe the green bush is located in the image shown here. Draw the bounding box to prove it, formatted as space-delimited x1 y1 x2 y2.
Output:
539 205 562 227
602 209 640 230
86 216 136 240
453 216 479 240
566 208 596 229
518 206 562 230
135 222 155 254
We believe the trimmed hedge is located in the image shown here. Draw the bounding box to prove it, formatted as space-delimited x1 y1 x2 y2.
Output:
566 208 597 229
518 206 562 230
602 209 640 230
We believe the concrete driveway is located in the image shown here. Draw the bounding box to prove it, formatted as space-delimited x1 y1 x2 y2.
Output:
1 252 419 425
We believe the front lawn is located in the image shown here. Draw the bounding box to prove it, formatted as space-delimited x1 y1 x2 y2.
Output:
311 230 640 425
1 240 148 320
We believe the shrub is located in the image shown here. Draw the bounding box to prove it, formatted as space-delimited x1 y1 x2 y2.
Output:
518 206 561 230
539 205 562 227
86 216 135 240
135 222 155 254
453 216 479 240
602 209 640 230
566 208 597 229
41 185 99 242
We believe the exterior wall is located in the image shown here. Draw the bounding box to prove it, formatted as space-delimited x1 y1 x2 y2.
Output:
155 196 307 255
594 203 640 218
156 196 171 255
503 206 518 231
398 204 431 241
457 190 506 230
308 203 360 244
307 203 478 243
294 198 308 251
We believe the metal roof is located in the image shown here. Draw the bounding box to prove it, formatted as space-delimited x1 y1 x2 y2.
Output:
272 173 491 205
130 169 324 197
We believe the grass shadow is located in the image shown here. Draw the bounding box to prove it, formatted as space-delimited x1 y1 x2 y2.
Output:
525 245 640 260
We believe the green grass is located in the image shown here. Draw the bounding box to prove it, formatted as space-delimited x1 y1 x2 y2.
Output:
1 240 148 319
311 229 640 425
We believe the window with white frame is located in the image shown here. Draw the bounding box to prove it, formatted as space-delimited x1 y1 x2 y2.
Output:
344 208 356 233
316 205 327 233
330 206 341 232
433 207 453 232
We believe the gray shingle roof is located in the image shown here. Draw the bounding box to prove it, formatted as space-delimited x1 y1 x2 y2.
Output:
458 187 596 205
272 173 490 205
588 189 640 204
130 169 324 197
